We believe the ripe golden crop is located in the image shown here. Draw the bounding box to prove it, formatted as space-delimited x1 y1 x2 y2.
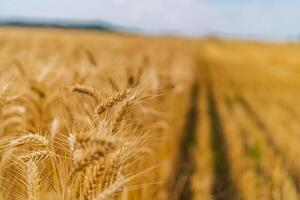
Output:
1 28 300 200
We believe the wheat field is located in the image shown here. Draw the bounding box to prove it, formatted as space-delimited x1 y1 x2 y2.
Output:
0 27 300 200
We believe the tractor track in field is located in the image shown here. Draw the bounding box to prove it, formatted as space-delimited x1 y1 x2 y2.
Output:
206 77 239 200
170 81 199 200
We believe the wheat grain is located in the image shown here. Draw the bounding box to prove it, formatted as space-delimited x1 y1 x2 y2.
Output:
19 150 55 162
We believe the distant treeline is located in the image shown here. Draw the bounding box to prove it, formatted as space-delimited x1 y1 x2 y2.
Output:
0 18 129 32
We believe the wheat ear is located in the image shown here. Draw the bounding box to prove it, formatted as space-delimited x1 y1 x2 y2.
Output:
81 163 106 200
82 155 121 200
72 85 99 103
72 133 119 170
95 89 131 115
9 133 49 148
111 100 131 134
93 175 124 200
70 131 121 198
0 134 49 190
0 83 9 111
75 133 121 151
2 105 26 133
26 159 40 200
72 143 120 176
19 150 55 162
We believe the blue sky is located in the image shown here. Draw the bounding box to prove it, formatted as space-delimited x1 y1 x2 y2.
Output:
0 0 299 40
